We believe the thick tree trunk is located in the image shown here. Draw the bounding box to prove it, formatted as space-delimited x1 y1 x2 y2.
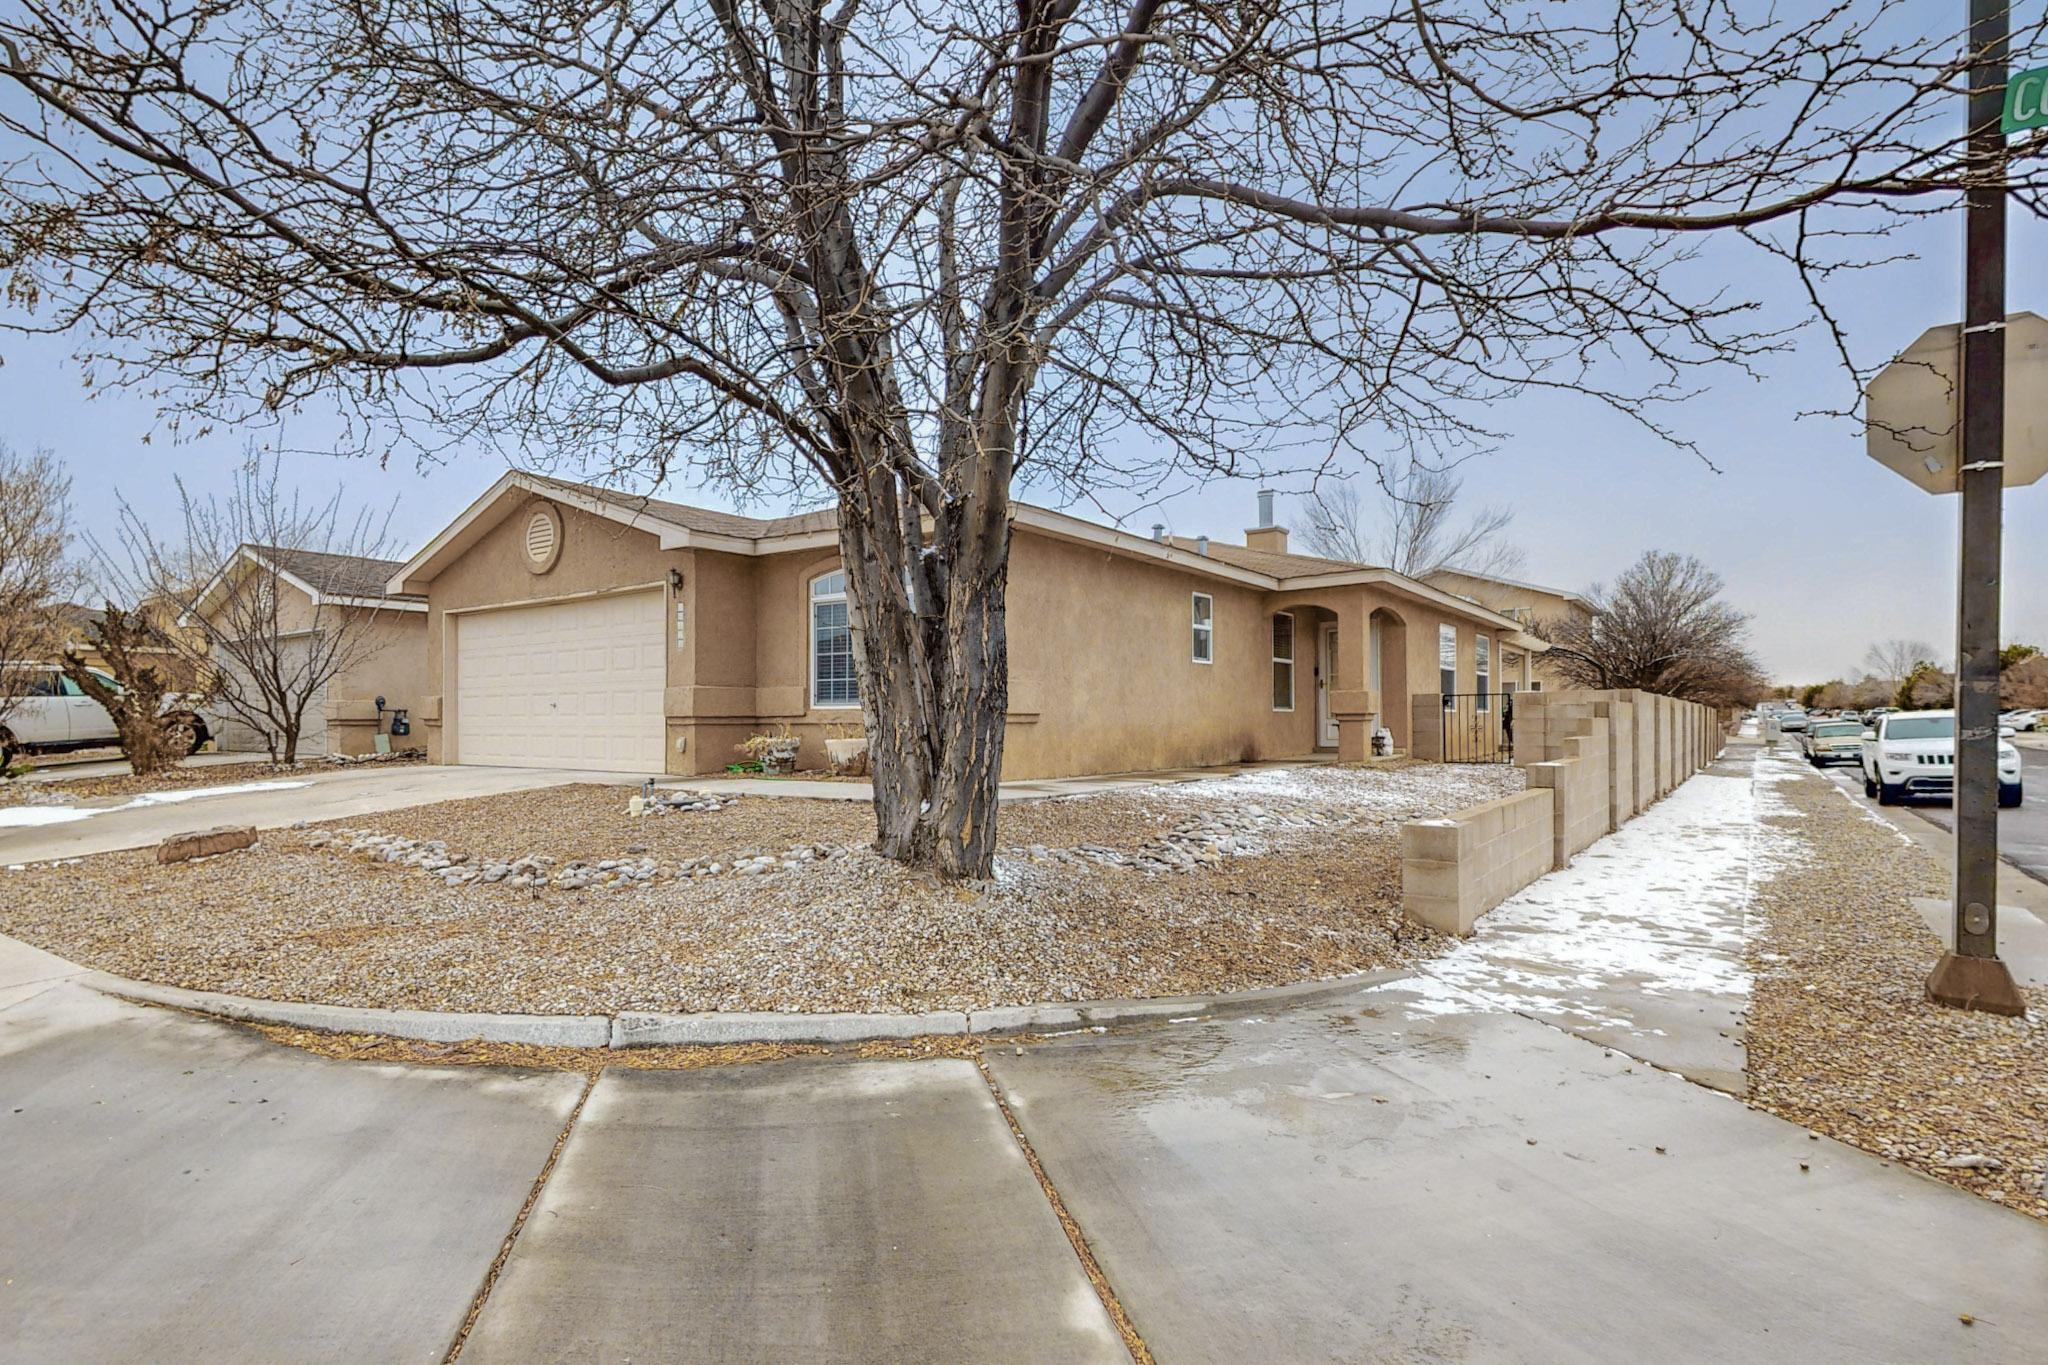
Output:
840 495 1012 879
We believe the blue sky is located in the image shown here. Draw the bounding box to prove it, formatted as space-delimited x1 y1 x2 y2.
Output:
4 208 2044 687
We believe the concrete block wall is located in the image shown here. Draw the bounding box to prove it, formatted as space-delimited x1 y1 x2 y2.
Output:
1632 698 1655 815
1400 789 1556 935
1530 729 1609 865
1606 700 1635 832
1404 685 1723 937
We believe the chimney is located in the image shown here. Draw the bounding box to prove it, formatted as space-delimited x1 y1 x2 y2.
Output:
1245 488 1290 555
1151 523 1167 543
1194 534 1209 556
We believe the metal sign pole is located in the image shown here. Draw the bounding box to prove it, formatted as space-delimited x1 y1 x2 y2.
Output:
1928 0 2027 1015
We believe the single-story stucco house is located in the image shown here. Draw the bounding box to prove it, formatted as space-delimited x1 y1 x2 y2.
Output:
386 473 1547 779
1420 568 1595 692
186 545 428 756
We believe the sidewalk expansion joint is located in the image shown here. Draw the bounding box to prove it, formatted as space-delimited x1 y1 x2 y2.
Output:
974 1057 1153 1365
443 1066 601 1363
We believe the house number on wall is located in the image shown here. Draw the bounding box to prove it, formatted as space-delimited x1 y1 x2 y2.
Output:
674 602 687 649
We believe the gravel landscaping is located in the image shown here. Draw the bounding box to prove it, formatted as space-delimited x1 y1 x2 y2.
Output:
1743 750 2048 1222
0 761 1523 1016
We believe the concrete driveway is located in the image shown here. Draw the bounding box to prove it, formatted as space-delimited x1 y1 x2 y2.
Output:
0 764 643 863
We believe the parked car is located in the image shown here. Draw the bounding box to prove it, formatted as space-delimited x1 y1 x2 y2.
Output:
2000 708 2041 732
1860 709 2022 808
1800 719 1866 767
1778 709 1809 732
0 662 210 766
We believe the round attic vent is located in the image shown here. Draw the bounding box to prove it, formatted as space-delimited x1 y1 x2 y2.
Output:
523 502 563 574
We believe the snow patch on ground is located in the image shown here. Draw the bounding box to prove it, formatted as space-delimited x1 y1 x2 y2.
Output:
0 779 311 828
1141 762 1524 816
0 806 91 828
1369 764 1759 1030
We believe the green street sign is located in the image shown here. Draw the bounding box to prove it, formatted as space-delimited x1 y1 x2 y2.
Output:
2004 65 2048 133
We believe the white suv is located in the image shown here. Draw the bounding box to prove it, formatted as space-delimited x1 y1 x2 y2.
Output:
0 663 211 766
1860 709 2022 808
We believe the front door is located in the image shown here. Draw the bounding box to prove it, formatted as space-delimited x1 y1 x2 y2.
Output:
1317 624 1340 748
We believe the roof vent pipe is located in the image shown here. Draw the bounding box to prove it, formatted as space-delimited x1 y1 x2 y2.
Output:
1151 523 1167 543
1256 489 1276 529
1194 535 1209 556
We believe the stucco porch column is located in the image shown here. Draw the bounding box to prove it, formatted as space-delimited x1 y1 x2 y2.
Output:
1328 597 1377 761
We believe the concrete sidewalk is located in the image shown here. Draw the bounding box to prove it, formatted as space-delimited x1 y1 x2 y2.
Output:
1359 737 1763 1091
0 763 644 863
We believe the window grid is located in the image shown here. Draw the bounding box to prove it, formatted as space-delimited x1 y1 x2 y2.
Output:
1192 593 1214 664
1475 635 1491 712
1439 623 1457 705
1271 613 1295 711
810 572 860 708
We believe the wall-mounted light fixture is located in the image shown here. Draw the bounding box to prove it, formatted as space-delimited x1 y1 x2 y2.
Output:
667 567 685 591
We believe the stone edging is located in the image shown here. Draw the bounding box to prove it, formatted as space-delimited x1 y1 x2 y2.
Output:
77 966 1415 1050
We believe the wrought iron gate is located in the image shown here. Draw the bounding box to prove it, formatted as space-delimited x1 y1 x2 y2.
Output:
1440 692 1516 763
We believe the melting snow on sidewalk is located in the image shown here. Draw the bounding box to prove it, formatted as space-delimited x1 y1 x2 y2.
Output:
0 780 312 829
1369 761 1780 1030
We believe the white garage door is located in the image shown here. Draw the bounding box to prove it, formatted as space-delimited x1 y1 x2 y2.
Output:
213 638 329 756
453 590 666 772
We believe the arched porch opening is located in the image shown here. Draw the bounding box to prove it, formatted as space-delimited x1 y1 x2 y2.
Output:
1370 607 1410 754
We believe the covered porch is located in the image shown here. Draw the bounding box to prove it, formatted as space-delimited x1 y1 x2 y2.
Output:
1269 586 1540 763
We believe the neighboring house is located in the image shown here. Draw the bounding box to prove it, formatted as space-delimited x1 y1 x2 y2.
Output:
1420 568 1595 692
52 599 208 691
184 546 428 756
387 473 1547 779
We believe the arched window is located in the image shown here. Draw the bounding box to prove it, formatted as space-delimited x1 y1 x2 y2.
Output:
810 571 859 707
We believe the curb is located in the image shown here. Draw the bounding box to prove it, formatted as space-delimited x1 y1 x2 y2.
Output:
76 965 1417 1050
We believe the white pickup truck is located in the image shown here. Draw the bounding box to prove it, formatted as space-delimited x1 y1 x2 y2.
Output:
1860 708 2022 808
0 662 211 766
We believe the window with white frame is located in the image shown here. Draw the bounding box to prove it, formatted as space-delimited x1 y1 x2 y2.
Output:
1271 613 1295 710
1439 623 1457 704
810 570 859 707
1475 635 1491 711
1191 593 1213 663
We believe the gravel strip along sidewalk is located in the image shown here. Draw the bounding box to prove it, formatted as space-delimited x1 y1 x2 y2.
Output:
0 764 1520 1017
1744 748 2047 1221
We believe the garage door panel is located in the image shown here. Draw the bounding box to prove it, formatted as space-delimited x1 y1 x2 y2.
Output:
453 591 665 773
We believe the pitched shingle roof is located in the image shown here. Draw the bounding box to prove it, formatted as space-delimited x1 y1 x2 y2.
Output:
1165 537 1380 578
251 546 425 602
525 474 837 539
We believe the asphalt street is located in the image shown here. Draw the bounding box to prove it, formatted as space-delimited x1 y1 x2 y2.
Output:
1813 741 2048 886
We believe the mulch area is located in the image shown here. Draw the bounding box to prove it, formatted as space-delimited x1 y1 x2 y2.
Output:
0 764 1523 1017
1743 762 2048 1221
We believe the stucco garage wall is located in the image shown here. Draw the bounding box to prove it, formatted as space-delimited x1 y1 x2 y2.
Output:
326 609 428 755
419 499 683 769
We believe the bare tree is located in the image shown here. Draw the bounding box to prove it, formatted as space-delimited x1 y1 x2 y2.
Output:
1538 551 1764 706
3 2 2038 875
1864 639 1942 687
0 442 77 723
96 455 402 765
58 605 184 775
1297 462 1523 577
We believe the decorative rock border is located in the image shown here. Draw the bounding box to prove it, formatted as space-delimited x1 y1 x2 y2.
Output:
78 965 1417 1050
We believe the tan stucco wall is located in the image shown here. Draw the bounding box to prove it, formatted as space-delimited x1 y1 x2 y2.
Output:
326 608 428 755
1424 569 1588 690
